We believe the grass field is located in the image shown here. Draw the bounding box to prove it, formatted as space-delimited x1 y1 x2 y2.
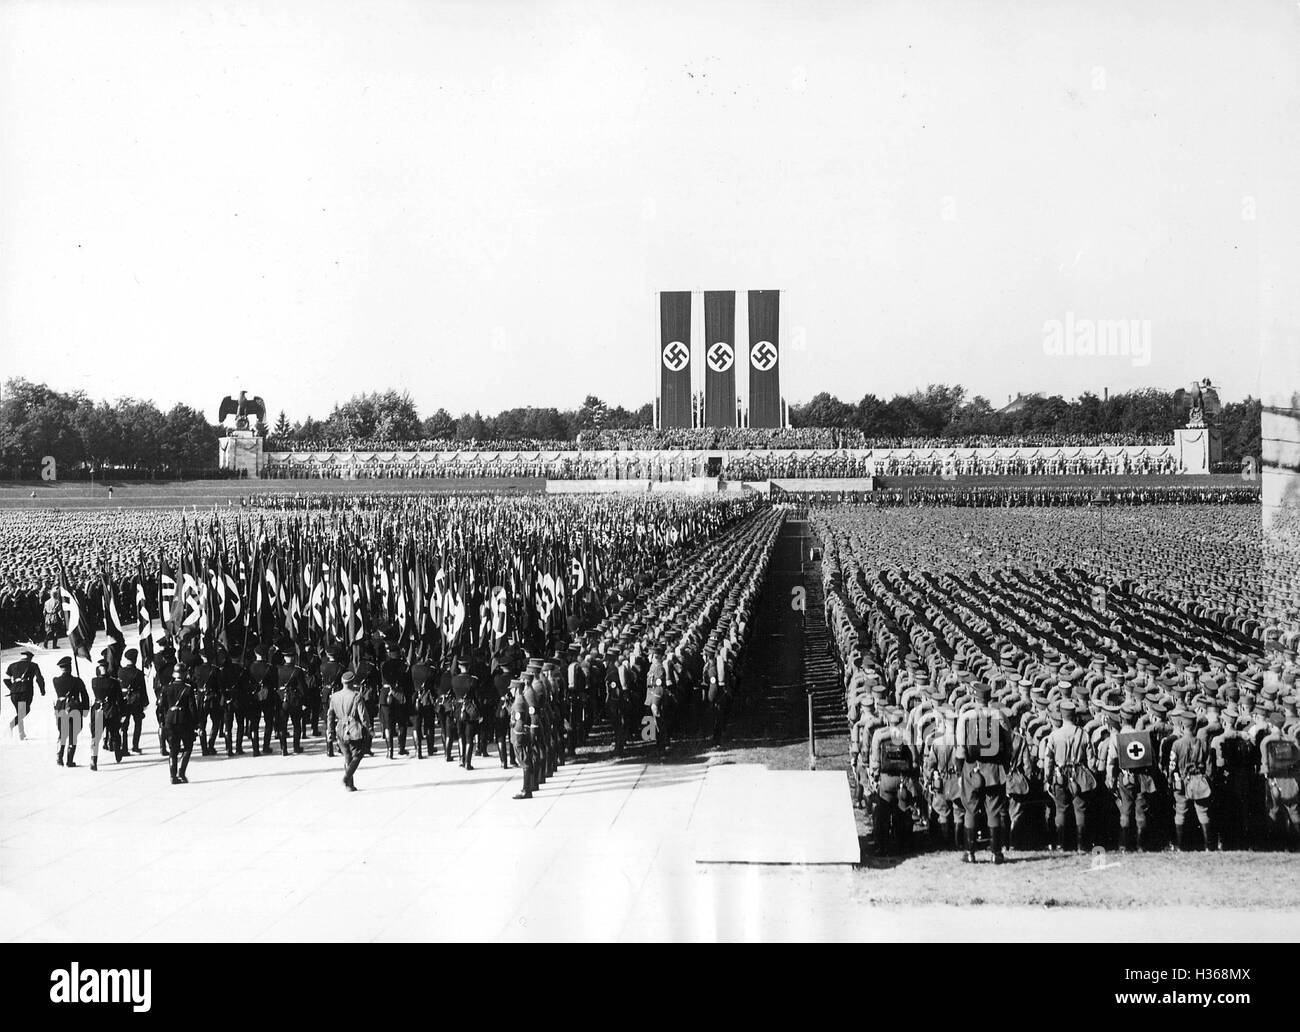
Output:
0 478 545 508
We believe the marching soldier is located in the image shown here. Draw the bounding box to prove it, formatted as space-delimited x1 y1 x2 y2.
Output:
52 656 90 768
492 663 514 767
451 656 480 770
410 651 437 760
5 648 44 740
319 645 344 758
275 647 305 755
379 644 410 759
152 637 177 756
88 660 125 770
119 648 147 754
160 662 200 785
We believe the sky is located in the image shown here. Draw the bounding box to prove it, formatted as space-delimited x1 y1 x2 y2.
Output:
2 0 1298 425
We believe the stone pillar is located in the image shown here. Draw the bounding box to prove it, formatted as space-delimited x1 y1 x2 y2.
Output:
1174 426 1220 475
218 431 264 478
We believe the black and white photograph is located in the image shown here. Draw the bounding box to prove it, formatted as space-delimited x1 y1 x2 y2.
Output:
1 0 1298 974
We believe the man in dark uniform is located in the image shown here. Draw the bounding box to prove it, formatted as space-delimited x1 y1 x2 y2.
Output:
88 660 124 769
118 648 147 754
52 656 90 767
152 636 177 756
247 646 275 756
191 647 219 756
160 662 200 784
924 709 964 850
451 657 480 769
217 646 246 756
492 663 514 767
5 649 44 740
274 647 305 755
353 645 381 755
474 663 498 762
510 679 537 799
379 644 410 759
300 645 322 738
410 652 437 760
318 645 344 757
604 653 626 757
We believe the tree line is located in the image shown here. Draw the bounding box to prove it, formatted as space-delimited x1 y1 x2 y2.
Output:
0 379 219 479
274 391 653 444
789 385 1261 465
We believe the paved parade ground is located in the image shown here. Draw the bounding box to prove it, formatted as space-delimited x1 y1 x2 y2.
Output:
3 689 1296 942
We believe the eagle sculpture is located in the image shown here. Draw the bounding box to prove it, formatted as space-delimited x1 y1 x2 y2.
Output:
218 390 267 433
1172 378 1221 428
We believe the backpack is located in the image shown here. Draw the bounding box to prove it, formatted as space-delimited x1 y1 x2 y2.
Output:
879 738 912 775
1263 738 1300 778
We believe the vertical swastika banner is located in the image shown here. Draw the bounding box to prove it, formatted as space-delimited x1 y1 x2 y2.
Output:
747 289 780 428
659 291 692 429
703 291 736 428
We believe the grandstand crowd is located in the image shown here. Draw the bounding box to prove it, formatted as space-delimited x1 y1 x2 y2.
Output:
262 443 1182 482
265 427 1174 455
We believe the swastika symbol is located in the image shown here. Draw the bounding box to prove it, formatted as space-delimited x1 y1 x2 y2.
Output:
706 341 734 372
750 340 777 371
662 341 689 371
1126 740 1146 761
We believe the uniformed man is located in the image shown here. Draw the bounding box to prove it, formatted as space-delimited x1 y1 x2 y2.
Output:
319 645 344 758
1042 697 1098 853
118 648 147 754
923 709 964 850
42 588 62 649
52 656 90 768
1168 708 1216 851
869 708 918 854
326 670 367 791
247 646 275 756
1259 709 1300 851
955 681 1011 863
451 657 480 770
1211 707 1258 849
160 662 199 785
152 637 177 756
604 654 626 757
491 663 514 767
509 679 537 800
410 651 437 761
274 647 306 755
1103 702 1160 852
88 660 124 770
5 649 44 740
379 644 410 759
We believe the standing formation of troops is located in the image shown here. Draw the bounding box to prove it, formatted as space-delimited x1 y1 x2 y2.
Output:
817 504 1300 857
